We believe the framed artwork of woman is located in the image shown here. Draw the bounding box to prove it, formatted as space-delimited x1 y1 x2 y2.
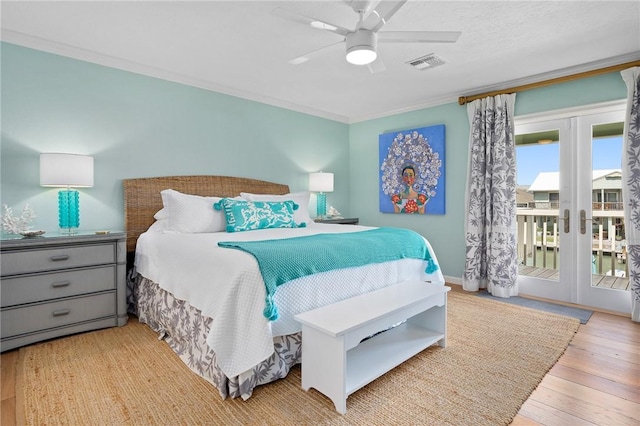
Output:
379 125 445 215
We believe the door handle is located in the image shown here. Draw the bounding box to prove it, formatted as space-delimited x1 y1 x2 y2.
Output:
563 209 570 233
580 209 592 235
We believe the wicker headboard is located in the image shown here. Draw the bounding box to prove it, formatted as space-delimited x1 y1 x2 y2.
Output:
123 175 290 254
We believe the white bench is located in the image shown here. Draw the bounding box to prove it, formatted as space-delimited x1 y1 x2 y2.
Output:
294 280 450 414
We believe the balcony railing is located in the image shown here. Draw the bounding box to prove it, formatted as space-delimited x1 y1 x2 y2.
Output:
592 202 624 211
518 201 623 210
516 210 630 290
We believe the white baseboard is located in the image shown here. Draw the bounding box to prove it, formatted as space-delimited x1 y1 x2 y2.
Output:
444 275 462 286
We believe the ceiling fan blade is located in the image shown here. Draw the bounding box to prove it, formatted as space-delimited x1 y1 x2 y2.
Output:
288 41 344 65
363 0 408 32
378 31 461 43
272 7 351 37
367 57 386 74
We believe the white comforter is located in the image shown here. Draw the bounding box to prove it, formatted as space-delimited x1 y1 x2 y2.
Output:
134 223 444 378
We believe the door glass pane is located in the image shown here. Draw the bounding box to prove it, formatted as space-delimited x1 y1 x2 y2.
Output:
516 132 560 281
590 123 628 290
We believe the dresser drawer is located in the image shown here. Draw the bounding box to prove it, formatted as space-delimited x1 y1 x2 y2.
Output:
1 244 116 275
1 292 116 338
1 266 116 308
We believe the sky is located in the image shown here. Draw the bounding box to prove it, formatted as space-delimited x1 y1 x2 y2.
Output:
516 136 623 186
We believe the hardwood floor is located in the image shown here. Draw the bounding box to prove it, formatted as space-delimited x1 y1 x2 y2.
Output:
2 291 638 425
1 349 18 426
511 310 639 425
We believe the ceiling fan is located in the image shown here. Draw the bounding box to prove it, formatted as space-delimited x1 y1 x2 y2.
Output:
273 0 461 72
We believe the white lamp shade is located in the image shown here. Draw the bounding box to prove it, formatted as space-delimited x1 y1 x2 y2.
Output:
40 153 94 187
309 172 334 192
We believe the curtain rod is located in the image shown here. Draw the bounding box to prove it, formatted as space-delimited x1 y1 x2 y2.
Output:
457 60 640 105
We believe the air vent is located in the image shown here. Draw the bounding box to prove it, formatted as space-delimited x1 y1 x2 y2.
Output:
407 54 446 71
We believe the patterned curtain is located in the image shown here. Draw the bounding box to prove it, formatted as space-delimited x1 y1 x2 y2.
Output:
463 94 518 297
620 67 640 322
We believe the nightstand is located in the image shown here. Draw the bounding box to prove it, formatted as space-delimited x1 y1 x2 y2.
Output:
314 217 359 225
1 231 127 352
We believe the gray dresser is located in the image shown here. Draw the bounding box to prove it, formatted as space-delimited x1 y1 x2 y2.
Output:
1 232 127 352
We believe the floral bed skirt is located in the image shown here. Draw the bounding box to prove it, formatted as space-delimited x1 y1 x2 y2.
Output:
127 272 302 400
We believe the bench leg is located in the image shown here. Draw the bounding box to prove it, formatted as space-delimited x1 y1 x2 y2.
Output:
333 398 347 415
438 335 447 348
300 326 348 414
437 302 447 348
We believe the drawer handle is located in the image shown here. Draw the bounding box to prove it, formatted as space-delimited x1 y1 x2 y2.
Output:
52 280 71 288
51 255 70 261
52 309 71 317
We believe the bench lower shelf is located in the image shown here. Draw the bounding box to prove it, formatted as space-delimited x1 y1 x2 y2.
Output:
346 322 444 395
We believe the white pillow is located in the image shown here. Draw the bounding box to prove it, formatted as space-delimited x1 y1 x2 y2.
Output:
240 191 312 225
148 209 168 232
160 189 226 233
153 208 167 220
146 220 166 233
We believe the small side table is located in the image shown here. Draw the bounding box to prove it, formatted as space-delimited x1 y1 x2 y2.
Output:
314 217 359 225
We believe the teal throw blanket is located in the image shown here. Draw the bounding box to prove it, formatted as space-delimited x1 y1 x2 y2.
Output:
218 227 438 321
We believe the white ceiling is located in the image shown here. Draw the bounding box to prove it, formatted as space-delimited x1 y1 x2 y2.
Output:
2 1 639 123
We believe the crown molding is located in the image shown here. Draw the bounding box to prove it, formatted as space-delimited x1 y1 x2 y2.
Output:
350 53 638 123
3 29 637 126
455 53 640 103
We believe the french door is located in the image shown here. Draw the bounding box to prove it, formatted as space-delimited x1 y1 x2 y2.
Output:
576 110 629 313
515 118 573 303
515 103 630 314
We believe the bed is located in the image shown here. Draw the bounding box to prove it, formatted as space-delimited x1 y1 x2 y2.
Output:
124 175 445 400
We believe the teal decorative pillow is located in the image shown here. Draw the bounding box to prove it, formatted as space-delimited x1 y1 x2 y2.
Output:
213 198 306 232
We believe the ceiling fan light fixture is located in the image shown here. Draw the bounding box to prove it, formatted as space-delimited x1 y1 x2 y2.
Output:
346 47 377 65
345 30 377 65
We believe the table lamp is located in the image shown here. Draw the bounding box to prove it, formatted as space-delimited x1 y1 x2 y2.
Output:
40 153 94 234
309 172 334 219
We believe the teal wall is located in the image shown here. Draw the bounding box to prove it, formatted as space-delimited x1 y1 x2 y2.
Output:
1 43 349 232
0 42 628 279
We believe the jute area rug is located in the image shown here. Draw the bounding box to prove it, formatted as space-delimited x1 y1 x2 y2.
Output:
17 292 579 426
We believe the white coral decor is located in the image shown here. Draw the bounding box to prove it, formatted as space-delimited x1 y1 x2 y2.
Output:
2 204 36 234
